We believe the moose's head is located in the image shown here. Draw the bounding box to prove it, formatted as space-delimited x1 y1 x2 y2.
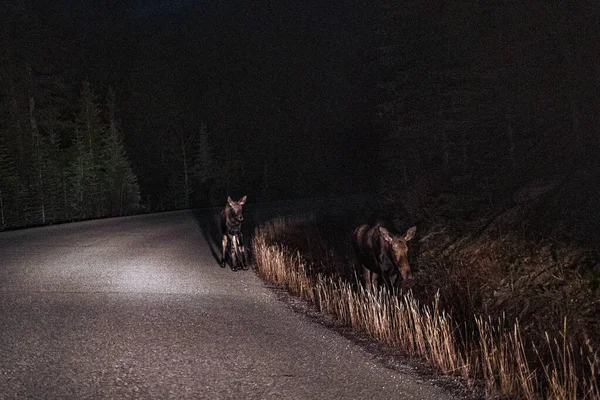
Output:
378 225 417 280
227 195 247 223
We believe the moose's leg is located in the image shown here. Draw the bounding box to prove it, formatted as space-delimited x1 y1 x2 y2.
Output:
221 234 228 268
363 267 378 293
363 266 371 290
230 234 238 271
239 233 248 270
389 271 400 289
371 271 379 292
382 274 395 294
241 246 248 270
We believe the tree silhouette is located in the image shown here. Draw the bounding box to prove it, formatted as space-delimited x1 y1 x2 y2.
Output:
101 87 140 216
166 121 215 209
376 1 600 206
0 142 19 227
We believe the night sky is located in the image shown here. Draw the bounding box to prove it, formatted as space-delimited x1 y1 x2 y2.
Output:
83 0 378 199
1 1 599 226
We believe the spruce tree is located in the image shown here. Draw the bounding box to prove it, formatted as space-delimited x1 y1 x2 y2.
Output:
193 122 213 185
68 81 103 219
0 142 19 228
26 64 64 225
68 122 94 219
166 122 215 209
101 87 140 216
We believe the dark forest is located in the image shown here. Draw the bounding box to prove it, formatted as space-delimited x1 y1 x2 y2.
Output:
1 1 599 231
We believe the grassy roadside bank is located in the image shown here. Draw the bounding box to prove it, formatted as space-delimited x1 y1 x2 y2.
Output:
252 216 599 399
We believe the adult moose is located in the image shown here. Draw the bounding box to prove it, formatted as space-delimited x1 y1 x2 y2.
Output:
220 195 248 271
353 223 416 291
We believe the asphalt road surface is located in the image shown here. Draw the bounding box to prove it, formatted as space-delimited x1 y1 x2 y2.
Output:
0 210 458 399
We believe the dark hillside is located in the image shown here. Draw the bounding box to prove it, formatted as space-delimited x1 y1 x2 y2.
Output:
253 167 600 397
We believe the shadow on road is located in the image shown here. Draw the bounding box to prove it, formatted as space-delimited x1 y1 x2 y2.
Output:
192 208 223 268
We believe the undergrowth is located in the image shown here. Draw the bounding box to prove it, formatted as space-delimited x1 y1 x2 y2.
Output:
252 215 600 399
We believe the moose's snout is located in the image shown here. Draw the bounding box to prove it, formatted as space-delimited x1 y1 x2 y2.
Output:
399 261 412 280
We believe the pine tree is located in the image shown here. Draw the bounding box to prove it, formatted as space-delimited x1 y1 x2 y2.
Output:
68 122 95 219
0 142 20 228
67 81 103 219
25 65 65 225
101 87 140 216
30 69 73 222
86 83 105 215
192 122 213 185
190 122 215 205
166 122 215 209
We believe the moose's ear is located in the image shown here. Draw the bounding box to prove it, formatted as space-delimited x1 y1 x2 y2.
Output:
227 196 234 207
404 226 417 242
239 195 247 205
379 227 393 243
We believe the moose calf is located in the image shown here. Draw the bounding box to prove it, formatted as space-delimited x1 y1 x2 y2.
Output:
352 223 416 291
220 195 247 270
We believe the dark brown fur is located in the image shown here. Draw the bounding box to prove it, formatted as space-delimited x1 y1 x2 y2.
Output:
352 223 416 290
220 195 247 270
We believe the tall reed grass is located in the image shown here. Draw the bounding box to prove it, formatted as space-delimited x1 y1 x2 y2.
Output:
252 218 600 400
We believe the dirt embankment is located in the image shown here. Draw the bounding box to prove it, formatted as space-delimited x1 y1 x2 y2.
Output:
394 170 600 348
269 168 600 370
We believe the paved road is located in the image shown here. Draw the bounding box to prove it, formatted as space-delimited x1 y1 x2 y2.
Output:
0 210 457 399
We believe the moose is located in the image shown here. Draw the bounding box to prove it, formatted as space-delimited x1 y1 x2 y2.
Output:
352 223 417 291
220 195 248 271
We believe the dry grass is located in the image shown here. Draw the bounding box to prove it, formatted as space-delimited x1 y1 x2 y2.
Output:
252 217 600 400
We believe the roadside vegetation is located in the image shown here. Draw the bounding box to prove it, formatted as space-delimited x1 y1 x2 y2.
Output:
251 175 600 399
